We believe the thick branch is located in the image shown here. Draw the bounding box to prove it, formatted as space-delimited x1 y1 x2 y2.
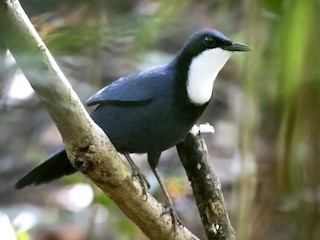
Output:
177 126 236 240
0 0 198 239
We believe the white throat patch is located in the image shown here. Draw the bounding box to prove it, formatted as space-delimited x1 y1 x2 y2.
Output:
187 48 232 105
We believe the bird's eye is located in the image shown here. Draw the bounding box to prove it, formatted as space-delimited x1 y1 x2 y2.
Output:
204 36 215 47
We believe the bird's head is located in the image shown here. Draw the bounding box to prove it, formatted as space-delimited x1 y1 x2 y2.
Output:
183 29 251 54
174 29 251 105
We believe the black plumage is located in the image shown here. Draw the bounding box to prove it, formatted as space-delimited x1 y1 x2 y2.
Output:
16 29 251 227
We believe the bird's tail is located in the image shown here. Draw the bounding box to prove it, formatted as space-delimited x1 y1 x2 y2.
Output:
15 149 77 189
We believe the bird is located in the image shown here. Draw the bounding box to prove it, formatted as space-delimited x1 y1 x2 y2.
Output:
15 29 251 228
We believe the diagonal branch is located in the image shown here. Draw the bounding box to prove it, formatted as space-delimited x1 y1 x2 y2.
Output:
0 0 198 239
177 126 236 240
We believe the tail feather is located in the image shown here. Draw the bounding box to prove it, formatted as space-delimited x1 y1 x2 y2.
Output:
15 149 77 189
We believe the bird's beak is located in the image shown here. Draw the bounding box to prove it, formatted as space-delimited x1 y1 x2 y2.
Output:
222 42 252 52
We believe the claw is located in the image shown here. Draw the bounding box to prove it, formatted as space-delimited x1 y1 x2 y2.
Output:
132 168 151 196
162 202 182 232
124 153 150 197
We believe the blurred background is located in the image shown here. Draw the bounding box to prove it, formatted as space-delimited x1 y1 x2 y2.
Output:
0 0 319 239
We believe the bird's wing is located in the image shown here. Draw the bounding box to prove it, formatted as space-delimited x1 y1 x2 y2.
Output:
86 65 169 106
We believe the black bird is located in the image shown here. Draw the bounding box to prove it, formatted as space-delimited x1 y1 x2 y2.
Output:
16 29 251 226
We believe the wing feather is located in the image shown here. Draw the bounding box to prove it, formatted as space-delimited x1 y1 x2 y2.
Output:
86 65 168 106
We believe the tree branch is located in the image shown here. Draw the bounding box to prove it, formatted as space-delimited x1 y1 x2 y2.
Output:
177 126 236 240
0 0 199 239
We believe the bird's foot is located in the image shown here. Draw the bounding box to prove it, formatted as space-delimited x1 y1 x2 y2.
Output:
124 153 151 197
162 202 182 232
132 168 151 196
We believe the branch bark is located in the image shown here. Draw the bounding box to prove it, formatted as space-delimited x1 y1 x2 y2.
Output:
0 0 198 239
177 126 236 240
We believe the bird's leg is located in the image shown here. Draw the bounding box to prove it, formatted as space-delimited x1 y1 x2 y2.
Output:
151 166 182 231
124 153 150 196
148 152 182 231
